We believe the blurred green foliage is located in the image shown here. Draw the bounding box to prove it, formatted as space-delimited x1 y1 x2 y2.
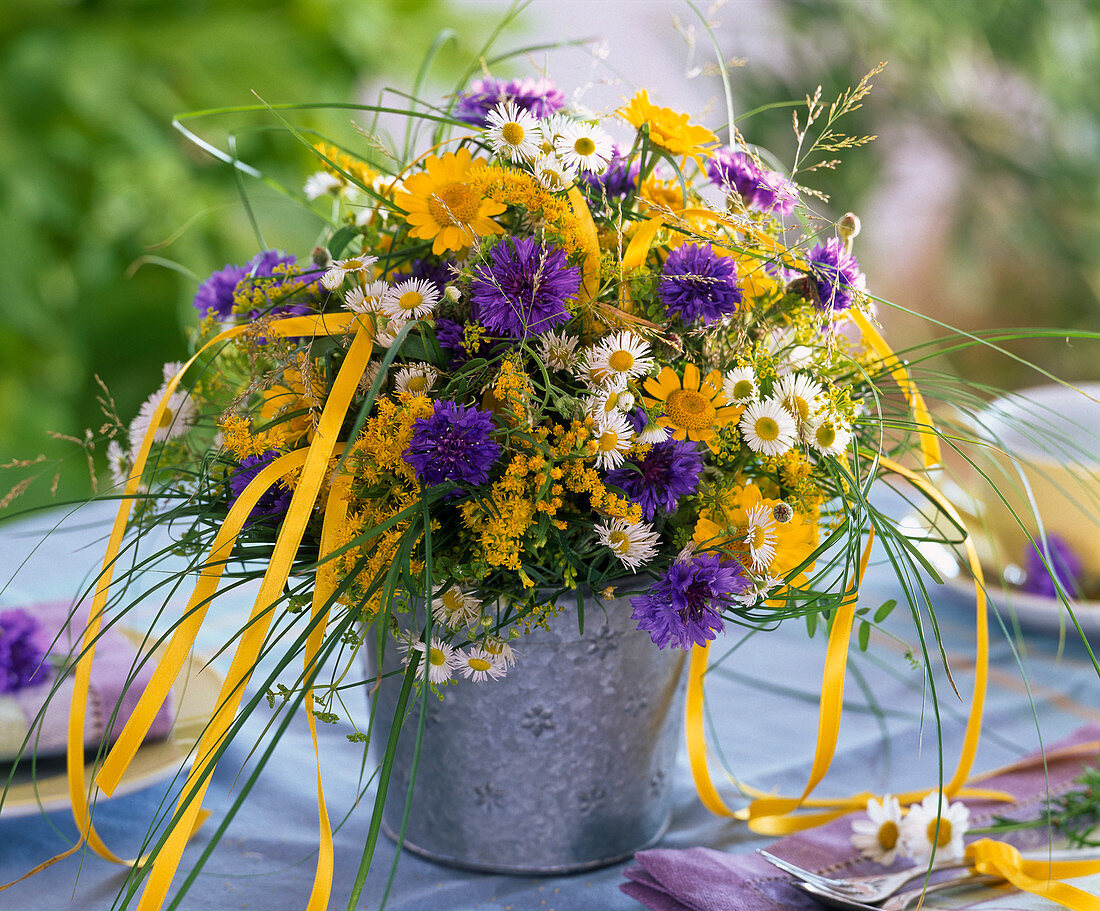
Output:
0 0 489 515
724 0 1099 387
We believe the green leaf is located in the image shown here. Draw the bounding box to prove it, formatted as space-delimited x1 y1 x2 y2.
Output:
858 620 871 652
873 599 897 624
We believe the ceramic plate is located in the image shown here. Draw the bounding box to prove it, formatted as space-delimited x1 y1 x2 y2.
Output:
917 536 1100 640
0 648 222 817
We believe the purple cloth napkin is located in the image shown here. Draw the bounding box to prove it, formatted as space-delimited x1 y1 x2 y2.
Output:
1 600 173 761
622 724 1100 910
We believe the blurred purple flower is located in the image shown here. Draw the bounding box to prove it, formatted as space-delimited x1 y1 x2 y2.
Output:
0 608 51 694
1023 534 1083 598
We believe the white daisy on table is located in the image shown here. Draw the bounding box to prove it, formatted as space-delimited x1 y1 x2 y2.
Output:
531 154 577 192
456 646 508 682
741 504 778 571
850 794 904 865
554 120 614 174
723 366 758 405
484 101 542 163
899 791 970 863
304 170 345 200
343 279 387 315
774 372 825 435
536 330 581 372
592 410 635 470
435 586 482 631
128 385 196 450
321 254 377 290
411 637 461 685
393 363 439 397
587 331 655 384
808 414 852 457
739 398 798 457
379 278 440 322
595 517 660 571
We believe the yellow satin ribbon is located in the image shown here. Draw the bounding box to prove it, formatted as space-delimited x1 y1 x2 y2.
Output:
967 839 1100 910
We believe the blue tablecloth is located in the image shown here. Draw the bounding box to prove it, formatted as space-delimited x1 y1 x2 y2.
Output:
1 497 1098 910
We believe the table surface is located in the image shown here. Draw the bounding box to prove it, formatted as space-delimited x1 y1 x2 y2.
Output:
2 496 1098 910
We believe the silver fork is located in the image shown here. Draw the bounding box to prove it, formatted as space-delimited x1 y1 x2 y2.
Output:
757 850 967 903
794 873 1003 910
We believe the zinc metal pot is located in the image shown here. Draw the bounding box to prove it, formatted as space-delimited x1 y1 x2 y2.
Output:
365 583 686 874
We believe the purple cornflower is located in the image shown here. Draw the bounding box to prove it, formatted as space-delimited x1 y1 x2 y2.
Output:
1023 534 1083 598
659 244 742 325
580 146 640 203
471 237 579 339
454 76 566 126
706 148 799 215
404 400 501 489
0 608 51 694
806 237 866 313
193 251 297 320
228 450 293 526
630 553 749 649
605 438 704 521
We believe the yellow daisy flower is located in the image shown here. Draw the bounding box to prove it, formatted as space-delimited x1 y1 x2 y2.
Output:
394 148 507 254
618 90 718 160
643 363 742 452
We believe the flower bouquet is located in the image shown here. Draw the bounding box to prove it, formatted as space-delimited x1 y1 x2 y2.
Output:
6 18 1100 911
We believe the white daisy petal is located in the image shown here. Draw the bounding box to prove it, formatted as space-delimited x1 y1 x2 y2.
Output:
393 363 439 396
537 330 581 372
592 410 635 469
457 647 508 682
723 366 758 405
484 101 543 163
321 254 378 290
850 794 904 865
412 637 460 685
586 331 655 384
380 278 440 321
739 398 798 457
899 792 970 864
554 120 614 174
595 517 660 570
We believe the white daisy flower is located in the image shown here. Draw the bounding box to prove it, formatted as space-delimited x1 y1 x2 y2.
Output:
531 154 577 192
304 170 345 200
850 795 904 865
595 518 660 571
456 647 508 682
739 398 798 457
358 359 385 397
741 504 778 571
343 279 387 315
321 254 378 291
537 113 573 154
637 421 671 445
484 101 542 163
592 410 635 469
128 385 196 450
587 331 655 384
161 361 185 383
482 635 519 667
394 363 439 397
106 439 132 490
774 373 825 432
412 637 460 685
735 574 783 606
723 366 758 405
899 792 970 863
537 330 581 372
554 120 614 174
380 278 440 321
585 385 635 422
809 415 852 457
435 586 482 631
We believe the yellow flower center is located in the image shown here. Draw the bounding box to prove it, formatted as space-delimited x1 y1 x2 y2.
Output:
441 590 463 612
599 430 621 452
344 258 363 270
754 416 780 441
407 375 430 393
927 818 953 847
750 526 768 549
732 379 754 400
428 647 447 667
608 530 630 554
399 290 424 311
603 391 620 413
157 408 175 429
501 121 526 146
467 657 492 672
816 422 837 448
428 182 480 227
608 350 635 373
786 395 811 423
665 388 716 432
878 820 899 851
573 136 596 156
540 167 562 188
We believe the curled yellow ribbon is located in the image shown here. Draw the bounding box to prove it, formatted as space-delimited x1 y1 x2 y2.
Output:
967 839 1100 910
